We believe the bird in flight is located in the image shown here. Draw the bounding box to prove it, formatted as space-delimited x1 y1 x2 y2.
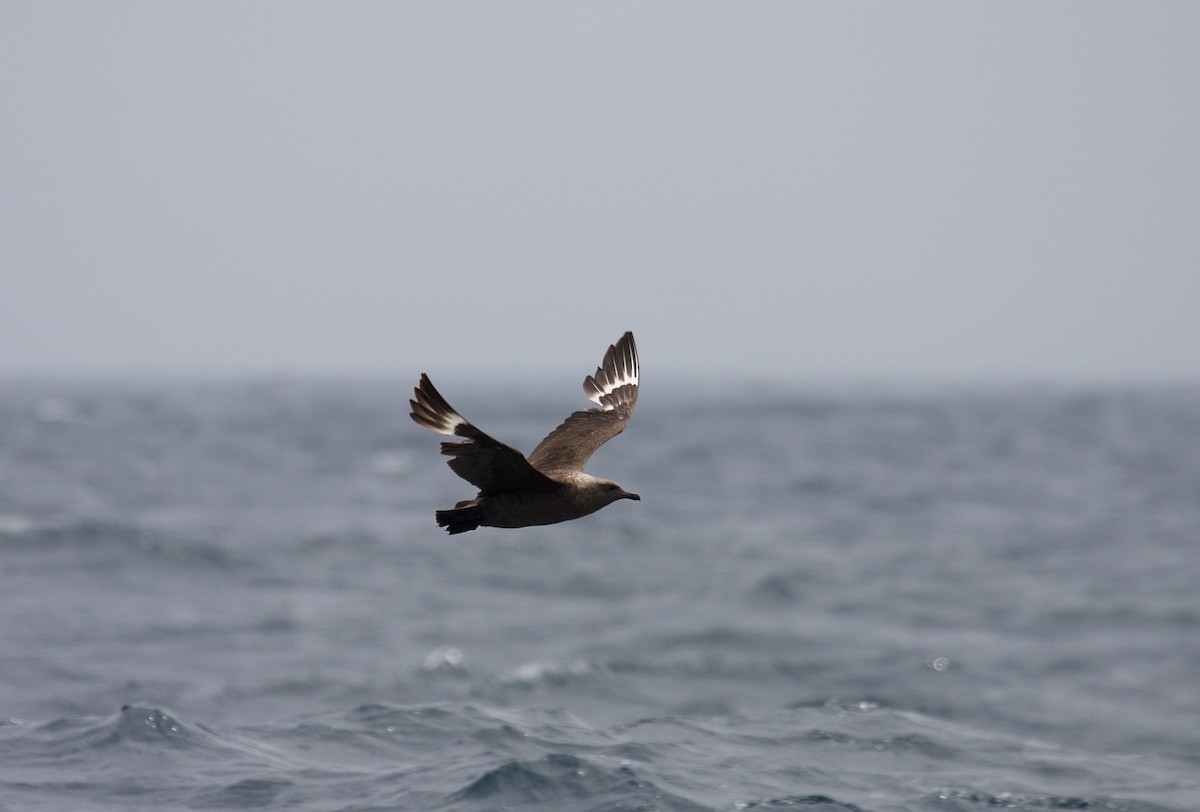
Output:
410 331 640 534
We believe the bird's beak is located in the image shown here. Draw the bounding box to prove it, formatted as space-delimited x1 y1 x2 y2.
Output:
622 491 641 501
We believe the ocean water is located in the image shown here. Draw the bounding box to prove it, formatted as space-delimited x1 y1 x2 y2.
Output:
1 378 1198 811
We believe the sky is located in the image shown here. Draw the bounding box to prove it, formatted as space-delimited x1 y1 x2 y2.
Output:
3 3 1199 384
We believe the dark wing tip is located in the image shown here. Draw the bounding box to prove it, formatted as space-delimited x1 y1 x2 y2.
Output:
409 373 468 435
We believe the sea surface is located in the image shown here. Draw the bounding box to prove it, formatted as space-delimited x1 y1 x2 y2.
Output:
1 377 1198 811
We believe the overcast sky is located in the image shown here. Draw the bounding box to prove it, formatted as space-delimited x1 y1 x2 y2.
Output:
4 3 1198 383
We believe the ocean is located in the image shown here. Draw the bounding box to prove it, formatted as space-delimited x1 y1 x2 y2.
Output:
1 377 1197 811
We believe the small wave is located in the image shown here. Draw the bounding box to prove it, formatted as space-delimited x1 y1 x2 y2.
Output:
342 702 472 742
0 514 36 535
737 796 865 811
193 777 295 807
422 646 467 672
927 787 1175 811
0 518 233 567
339 702 614 755
7 705 291 767
112 705 195 745
0 707 194 764
449 752 706 810
501 656 598 686
748 571 806 604
803 727 959 759
87 705 263 756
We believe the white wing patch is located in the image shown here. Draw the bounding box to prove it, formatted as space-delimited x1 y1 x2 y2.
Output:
587 365 638 408
410 374 476 437
427 410 469 436
584 332 639 411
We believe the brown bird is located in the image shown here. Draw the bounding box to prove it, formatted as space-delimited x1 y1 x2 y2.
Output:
409 331 641 534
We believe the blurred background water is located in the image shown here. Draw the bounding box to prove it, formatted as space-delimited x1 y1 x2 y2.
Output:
1 378 1198 811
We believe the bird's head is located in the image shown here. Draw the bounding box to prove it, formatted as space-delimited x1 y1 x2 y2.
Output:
595 478 640 505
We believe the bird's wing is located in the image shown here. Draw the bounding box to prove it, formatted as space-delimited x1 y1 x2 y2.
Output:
410 374 561 496
527 331 639 475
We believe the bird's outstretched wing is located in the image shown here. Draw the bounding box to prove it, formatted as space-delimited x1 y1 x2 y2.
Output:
527 331 639 475
410 374 561 496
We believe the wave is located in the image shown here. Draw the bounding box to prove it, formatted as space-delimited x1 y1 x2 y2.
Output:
3 705 278 761
739 797 867 811
448 752 709 811
0 518 234 567
3 700 1191 811
926 787 1178 811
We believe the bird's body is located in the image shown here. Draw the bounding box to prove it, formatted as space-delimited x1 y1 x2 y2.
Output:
410 332 640 534
433 472 627 532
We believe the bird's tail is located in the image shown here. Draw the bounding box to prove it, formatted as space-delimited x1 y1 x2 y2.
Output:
436 499 483 535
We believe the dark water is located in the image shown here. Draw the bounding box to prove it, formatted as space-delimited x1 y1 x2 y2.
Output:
1 378 1198 811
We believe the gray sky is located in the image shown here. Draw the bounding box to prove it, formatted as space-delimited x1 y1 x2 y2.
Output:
4 3 1199 383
